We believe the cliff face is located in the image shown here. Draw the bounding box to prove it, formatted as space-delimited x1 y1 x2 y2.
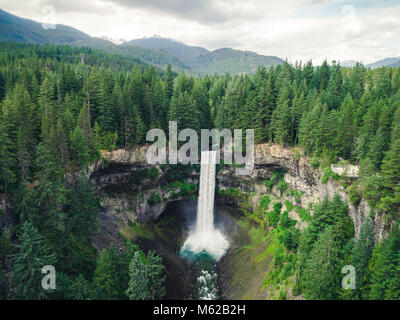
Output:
0 194 13 235
219 143 387 239
88 143 387 245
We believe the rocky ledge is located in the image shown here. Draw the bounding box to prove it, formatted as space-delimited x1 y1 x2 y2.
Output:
88 143 389 247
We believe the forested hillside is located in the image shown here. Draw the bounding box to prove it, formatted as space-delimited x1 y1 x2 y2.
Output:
0 42 400 299
0 10 284 75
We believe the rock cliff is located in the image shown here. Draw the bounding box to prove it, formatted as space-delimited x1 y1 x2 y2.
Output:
88 143 388 245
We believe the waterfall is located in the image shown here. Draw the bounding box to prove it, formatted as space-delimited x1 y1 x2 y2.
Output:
196 150 217 235
181 151 229 262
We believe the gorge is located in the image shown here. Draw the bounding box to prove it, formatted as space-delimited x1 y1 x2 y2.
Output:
82 143 390 299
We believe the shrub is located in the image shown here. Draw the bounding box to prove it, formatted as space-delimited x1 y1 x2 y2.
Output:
267 210 280 228
288 189 302 204
148 193 162 206
264 171 284 189
278 290 287 300
273 202 282 213
219 187 241 198
277 179 288 196
309 158 320 169
260 195 271 210
321 167 339 184
348 183 361 206
295 206 311 222
292 277 302 296
279 211 297 229
284 200 294 212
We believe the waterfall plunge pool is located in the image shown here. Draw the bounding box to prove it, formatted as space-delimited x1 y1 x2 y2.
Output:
179 151 230 300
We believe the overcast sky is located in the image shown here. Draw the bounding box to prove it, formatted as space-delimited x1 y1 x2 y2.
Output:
1 0 400 64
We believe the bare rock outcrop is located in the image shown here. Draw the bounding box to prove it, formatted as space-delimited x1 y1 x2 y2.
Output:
89 143 387 241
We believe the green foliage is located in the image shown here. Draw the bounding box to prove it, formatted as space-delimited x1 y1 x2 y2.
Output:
288 189 302 204
92 249 119 299
369 225 400 300
10 221 57 299
126 250 166 300
295 206 311 222
321 167 339 184
298 195 354 299
284 200 294 212
309 158 320 169
301 227 342 300
0 232 11 260
264 171 284 190
1 40 400 300
276 179 288 196
348 182 362 206
69 274 93 300
148 192 162 206
345 217 374 300
266 202 282 228
260 195 271 210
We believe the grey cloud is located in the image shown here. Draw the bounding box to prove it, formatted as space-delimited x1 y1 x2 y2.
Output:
103 0 328 24
105 0 229 23
38 0 115 15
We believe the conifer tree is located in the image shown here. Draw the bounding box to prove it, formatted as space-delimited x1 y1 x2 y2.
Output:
10 221 57 300
302 227 341 300
0 115 16 193
92 249 119 300
126 251 148 300
69 274 92 300
71 127 90 167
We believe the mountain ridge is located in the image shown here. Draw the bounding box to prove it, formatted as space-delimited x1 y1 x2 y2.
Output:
125 36 284 74
0 9 284 74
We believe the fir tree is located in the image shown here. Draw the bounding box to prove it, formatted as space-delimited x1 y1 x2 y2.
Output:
10 221 57 300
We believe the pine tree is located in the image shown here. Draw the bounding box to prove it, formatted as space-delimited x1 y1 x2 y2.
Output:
369 226 400 299
378 136 400 214
0 70 5 102
254 75 275 142
98 71 115 132
77 103 92 142
169 92 200 132
271 86 292 145
0 115 16 193
164 64 174 102
71 127 90 167
146 251 166 300
69 274 92 300
337 94 357 159
92 249 119 300
55 117 69 166
348 217 374 299
10 221 57 299
126 251 148 300
302 226 341 300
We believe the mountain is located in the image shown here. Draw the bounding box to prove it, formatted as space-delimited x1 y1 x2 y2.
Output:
0 9 190 71
124 36 209 67
0 8 110 49
366 57 400 69
0 9 283 74
126 36 284 74
339 60 358 68
192 48 283 75
387 60 400 68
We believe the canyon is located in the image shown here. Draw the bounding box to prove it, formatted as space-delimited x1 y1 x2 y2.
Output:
87 143 388 252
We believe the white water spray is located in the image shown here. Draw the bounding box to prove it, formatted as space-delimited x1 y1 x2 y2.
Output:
181 151 229 261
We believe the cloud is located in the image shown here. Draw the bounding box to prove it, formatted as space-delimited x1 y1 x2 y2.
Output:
0 0 399 64
103 0 340 24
